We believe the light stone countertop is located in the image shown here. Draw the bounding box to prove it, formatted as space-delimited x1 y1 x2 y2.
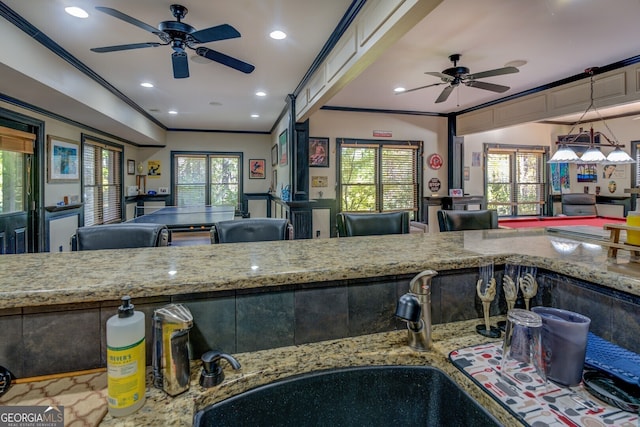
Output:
99 318 515 426
1 228 640 310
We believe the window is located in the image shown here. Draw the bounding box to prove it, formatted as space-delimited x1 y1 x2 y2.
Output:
0 125 33 214
337 139 422 219
173 152 242 208
485 145 546 216
83 137 122 226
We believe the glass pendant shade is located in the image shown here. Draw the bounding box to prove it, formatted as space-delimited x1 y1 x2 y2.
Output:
548 144 580 163
579 146 607 163
605 147 634 164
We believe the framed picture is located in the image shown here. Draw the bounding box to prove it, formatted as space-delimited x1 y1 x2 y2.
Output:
47 135 79 183
449 189 463 197
309 137 329 167
279 129 288 166
249 159 266 179
127 159 136 175
271 169 277 192
271 144 278 166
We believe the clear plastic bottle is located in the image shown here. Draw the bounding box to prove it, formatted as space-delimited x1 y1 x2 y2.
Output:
107 296 146 417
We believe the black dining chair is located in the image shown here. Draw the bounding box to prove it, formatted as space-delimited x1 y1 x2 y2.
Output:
210 218 293 243
71 223 170 250
437 209 499 232
336 211 410 237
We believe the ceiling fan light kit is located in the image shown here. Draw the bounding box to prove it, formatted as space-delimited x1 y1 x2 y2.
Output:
90 4 255 79
548 68 634 165
397 53 519 103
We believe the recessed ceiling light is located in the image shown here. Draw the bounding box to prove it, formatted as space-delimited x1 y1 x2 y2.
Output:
394 87 406 93
255 91 266 97
140 82 154 88
270 30 287 40
251 114 260 118
168 110 178 115
65 6 88 18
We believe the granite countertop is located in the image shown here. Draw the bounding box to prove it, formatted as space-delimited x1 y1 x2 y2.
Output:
1 228 640 309
2 318 517 426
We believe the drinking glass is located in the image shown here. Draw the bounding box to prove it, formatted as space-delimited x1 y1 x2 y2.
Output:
500 308 546 383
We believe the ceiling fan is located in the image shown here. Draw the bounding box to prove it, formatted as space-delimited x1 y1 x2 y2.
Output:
398 54 518 103
90 4 255 79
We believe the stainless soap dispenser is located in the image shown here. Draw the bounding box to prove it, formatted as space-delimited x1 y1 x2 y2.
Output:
152 303 194 396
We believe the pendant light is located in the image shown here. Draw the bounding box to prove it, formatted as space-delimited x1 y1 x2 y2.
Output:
549 68 634 164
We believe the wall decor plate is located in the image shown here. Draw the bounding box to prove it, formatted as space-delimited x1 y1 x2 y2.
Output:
428 153 443 170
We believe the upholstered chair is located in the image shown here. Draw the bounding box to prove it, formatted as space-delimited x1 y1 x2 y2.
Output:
211 218 293 243
336 211 410 237
437 209 499 232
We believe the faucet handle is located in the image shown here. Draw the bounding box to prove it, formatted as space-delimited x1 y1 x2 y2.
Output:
200 351 241 388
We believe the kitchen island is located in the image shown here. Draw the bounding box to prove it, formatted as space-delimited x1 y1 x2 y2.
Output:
1 228 639 308
1 228 640 425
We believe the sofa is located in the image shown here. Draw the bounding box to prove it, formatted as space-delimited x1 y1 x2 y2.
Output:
561 193 597 216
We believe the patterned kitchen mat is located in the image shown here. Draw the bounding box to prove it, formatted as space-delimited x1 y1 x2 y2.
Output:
449 341 639 427
0 370 107 427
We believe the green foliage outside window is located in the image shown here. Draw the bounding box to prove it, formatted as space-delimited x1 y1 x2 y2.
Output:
0 150 24 214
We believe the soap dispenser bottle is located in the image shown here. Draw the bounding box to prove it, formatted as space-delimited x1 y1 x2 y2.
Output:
107 296 146 417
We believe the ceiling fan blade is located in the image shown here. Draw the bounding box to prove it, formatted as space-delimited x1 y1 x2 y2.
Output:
191 24 241 44
466 66 519 80
91 42 164 53
425 71 454 82
465 80 510 93
95 7 162 35
396 82 445 94
435 85 455 103
196 47 255 74
172 52 189 79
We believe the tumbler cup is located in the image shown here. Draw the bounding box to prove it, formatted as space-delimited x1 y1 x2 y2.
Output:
500 309 545 382
531 306 591 387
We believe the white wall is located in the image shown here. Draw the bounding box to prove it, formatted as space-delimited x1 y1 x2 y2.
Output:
308 109 448 200
140 131 272 196
461 115 638 201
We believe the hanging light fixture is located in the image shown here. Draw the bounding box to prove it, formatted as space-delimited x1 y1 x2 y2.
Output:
548 68 634 164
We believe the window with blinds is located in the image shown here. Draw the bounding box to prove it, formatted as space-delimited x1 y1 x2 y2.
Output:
173 152 242 208
338 139 421 219
83 138 122 226
486 147 546 216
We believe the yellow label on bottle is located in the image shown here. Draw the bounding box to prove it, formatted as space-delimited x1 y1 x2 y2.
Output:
107 337 145 410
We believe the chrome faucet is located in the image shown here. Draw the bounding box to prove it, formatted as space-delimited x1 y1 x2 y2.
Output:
395 270 438 351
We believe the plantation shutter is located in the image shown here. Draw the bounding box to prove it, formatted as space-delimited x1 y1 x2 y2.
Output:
83 139 122 226
381 145 418 213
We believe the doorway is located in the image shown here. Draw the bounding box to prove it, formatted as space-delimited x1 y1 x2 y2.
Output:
0 110 43 253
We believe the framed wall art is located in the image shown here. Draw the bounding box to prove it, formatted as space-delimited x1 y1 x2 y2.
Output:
127 159 136 175
249 159 266 179
279 129 288 166
309 137 329 167
47 135 79 183
271 144 278 166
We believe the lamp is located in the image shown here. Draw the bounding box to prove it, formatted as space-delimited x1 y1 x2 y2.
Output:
548 68 634 164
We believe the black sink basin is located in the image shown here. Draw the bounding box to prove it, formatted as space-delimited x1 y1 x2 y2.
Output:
193 365 502 426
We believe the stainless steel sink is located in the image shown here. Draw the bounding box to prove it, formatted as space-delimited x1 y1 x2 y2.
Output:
193 365 502 426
